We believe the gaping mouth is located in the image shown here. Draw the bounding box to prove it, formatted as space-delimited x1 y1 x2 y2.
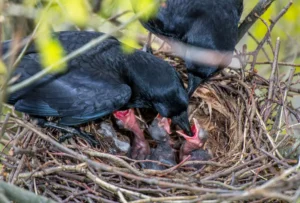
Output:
176 118 208 148
156 114 172 134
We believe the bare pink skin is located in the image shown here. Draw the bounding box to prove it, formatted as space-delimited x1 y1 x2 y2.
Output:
177 118 208 161
156 114 172 134
113 109 150 160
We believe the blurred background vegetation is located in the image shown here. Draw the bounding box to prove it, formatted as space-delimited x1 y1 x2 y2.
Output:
1 0 299 70
241 0 300 71
240 0 300 112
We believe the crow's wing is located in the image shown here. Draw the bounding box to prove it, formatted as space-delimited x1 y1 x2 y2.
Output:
7 32 131 125
13 65 132 125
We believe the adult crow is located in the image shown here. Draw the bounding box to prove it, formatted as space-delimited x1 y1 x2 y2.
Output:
4 31 194 159
132 0 243 96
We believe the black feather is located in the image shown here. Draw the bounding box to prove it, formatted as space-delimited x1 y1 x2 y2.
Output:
5 31 191 134
134 0 243 96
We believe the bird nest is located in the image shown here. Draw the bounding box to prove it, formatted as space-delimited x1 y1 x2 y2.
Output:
0 51 300 203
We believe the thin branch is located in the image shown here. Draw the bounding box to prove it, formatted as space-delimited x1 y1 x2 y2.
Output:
238 0 276 42
0 180 55 203
84 150 146 177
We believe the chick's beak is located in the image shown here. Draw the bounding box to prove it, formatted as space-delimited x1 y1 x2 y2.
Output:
171 111 192 136
177 118 208 148
156 114 172 134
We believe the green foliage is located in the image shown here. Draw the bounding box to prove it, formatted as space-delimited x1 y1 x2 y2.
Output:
35 17 66 72
0 60 7 88
99 0 131 18
97 0 158 52
60 0 90 26
130 0 158 20
0 60 7 75
23 0 91 72
5 1 298 74
242 1 300 73
18 0 159 65
36 36 66 73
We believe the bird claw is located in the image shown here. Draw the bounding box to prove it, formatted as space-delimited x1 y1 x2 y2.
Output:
58 133 74 143
58 130 99 147
78 131 99 146
42 121 99 146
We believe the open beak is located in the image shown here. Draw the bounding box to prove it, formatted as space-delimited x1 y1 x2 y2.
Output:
171 111 192 136
177 118 208 147
192 118 208 141
156 114 172 134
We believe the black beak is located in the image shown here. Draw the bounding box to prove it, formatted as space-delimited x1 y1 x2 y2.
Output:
187 73 202 97
171 111 192 136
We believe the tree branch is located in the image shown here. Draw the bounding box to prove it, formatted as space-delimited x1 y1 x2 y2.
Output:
238 0 276 43
0 180 55 203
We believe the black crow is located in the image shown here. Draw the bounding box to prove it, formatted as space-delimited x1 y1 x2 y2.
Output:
4 31 192 159
133 0 243 96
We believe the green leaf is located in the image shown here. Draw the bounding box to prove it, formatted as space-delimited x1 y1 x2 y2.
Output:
38 39 66 73
0 60 7 75
131 0 158 20
34 15 66 73
121 36 139 53
24 0 38 6
61 0 90 26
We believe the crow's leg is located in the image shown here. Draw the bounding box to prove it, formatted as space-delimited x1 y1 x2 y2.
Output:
34 118 99 146
45 122 98 146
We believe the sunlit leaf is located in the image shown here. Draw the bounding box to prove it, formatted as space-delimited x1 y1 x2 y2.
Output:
283 4 297 22
131 0 158 20
61 0 90 26
38 39 66 73
0 60 7 75
120 22 145 53
121 36 139 53
36 24 66 72
36 18 51 38
33 10 66 73
24 0 38 7
99 0 120 18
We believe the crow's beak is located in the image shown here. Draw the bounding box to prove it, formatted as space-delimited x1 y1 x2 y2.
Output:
171 111 192 136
